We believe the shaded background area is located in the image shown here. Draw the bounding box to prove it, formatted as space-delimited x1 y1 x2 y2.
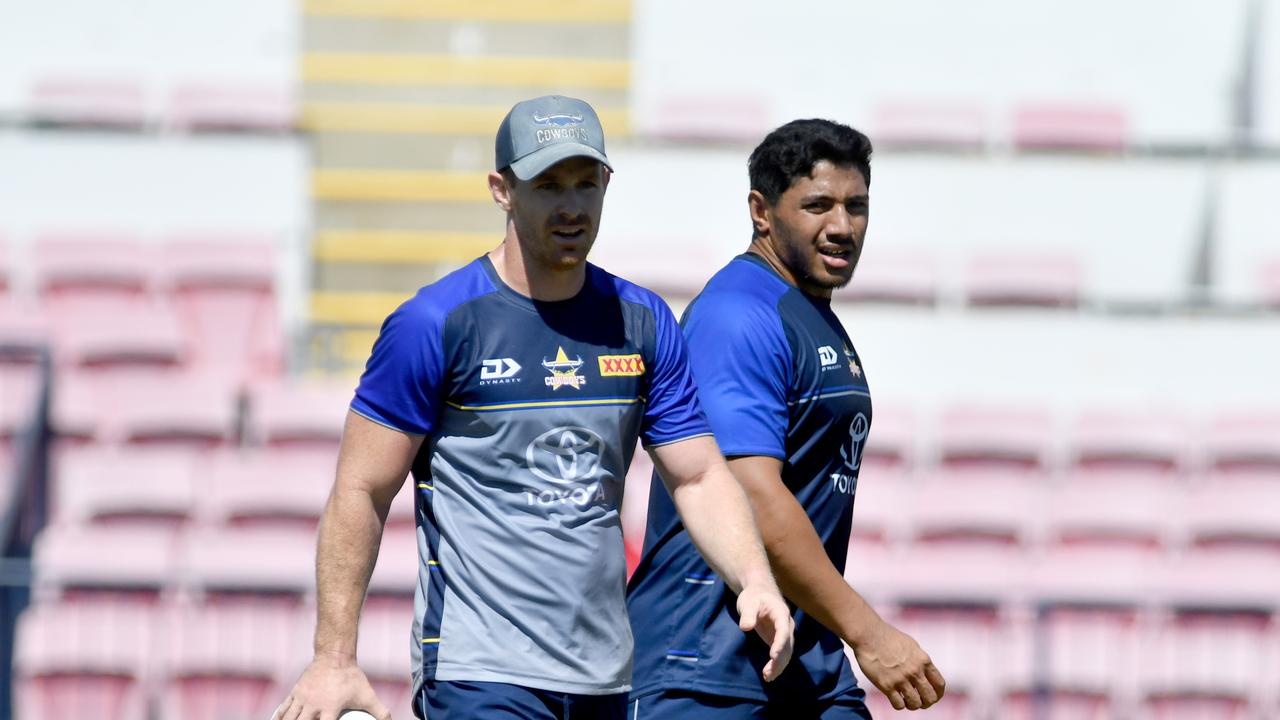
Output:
1 0 1279 718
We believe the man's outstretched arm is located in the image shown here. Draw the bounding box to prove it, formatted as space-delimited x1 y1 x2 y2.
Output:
728 455 946 711
273 411 423 720
649 435 795 682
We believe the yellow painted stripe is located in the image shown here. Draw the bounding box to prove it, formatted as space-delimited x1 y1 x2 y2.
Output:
303 53 630 88
311 291 408 325
447 397 640 412
313 169 489 203
305 0 630 23
421 637 441 644
301 102 630 136
315 230 496 263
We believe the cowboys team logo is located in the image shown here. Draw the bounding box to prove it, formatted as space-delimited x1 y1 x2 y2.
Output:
844 345 862 378
526 426 604 485
542 346 587 390
839 412 870 471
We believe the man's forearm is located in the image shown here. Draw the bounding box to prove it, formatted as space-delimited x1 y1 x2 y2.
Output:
669 463 776 595
313 485 387 660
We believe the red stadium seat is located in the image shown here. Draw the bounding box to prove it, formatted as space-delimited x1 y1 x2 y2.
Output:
935 404 1055 473
246 378 354 448
54 447 196 529
163 235 283 382
1012 103 1128 152
14 602 155 720
25 76 148 128
1067 410 1189 476
964 252 1083 309
203 449 335 531
167 81 295 132
158 601 305 720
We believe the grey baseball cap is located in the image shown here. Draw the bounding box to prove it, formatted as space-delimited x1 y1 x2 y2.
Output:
495 95 612 180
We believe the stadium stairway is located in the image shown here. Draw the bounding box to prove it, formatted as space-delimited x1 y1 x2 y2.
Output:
301 0 633 373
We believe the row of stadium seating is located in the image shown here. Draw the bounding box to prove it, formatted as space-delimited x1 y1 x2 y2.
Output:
15 593 1280 720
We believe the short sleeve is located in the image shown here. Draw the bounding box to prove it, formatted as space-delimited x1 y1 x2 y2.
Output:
639 299 713 447
350 297 446 436
683 293 790 459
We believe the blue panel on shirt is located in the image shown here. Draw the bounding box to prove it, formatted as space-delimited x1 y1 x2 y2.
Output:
628 253 873 702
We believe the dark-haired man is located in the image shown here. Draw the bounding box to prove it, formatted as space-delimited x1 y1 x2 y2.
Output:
627 119 946 718
272 95 793 720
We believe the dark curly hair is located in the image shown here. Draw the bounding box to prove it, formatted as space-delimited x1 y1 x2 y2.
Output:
748 119 873 205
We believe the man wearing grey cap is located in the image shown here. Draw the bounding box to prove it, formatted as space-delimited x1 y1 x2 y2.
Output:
272 95 794 720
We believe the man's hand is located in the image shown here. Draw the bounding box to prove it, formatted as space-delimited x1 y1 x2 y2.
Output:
852 620 946 711
272 653 391 720
736 582 795 682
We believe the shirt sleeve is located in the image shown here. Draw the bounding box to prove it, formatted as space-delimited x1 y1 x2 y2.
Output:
350 296 446 436
640 298 713 447
683 293 790 459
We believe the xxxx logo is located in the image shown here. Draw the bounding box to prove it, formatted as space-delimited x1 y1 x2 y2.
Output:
598 354 645 377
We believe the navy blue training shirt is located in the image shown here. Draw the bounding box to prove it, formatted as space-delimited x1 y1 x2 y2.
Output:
351 255 711 695
627 252 872 702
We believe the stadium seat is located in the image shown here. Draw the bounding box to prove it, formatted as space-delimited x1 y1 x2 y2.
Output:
934 404 1055 473
52 302 185 372
870 100 988 150
1138 611 1273 720
32 524 177 602
850 470 904 547
163 235 283 381
964 252 1083 309
1204 411 1280 474
0 364 41 444
246 378 354 448
1046 471 1177 552
25 76 148 128
157 601 305 720
1067 410 1189 475
14 602 155 720
357 599 416 720
880 606 1004 717
1183 478 1280 551
204 449 335 531
51 368 231 447
34 233 154 318
0 299 51 363
1154 546 1280 612
1012 103 1128 152
907 470 1040 548
54 447 196 529
860 543 1028 609
842 249 939 306
1029 545 1164 610
178 525 314 601
167 81 295 132
860 400 916 472
367 525 418 601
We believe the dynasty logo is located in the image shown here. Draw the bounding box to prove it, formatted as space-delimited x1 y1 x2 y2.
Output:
542 346 587 390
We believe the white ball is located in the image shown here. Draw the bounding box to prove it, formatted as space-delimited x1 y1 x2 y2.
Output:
338 712 378 720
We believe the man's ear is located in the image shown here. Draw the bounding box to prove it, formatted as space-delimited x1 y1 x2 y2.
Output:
489 171 513 212
748 190 772 238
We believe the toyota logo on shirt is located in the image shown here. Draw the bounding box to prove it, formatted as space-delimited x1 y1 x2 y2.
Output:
525 426 605 485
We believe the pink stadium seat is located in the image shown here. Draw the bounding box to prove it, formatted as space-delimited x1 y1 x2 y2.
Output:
178 526 315 600
861 543 1028 608
168 81 295 132
0 365 41 443
1068 410 1189 475
33 524 176 601
1029 545 1164 609
158 601 305 720
53 302 185 371
964 252 1083 308
849 471 903 546
49 371 106 444
367 525 419 600
1205 411 1280 474
871 99 988 149
1184 478 1280 551
1154 547 1280 611
935 404 1054 473
860 400 916 472
1012 103 1128 152
114 371 237 447
26 76 148 128
1047 471 1177 551
14 602 155 720
0 298 51 363
54 447 196 529
163 236 283 381
1138 612 1273 720
357 600 416 719
247 378 354 447
34 233 154 317
842 250 939 306
204 450 335 530
908 471 1040 548
868 606 1002 718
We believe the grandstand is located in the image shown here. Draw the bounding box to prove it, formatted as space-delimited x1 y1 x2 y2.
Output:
1 0 1278 718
